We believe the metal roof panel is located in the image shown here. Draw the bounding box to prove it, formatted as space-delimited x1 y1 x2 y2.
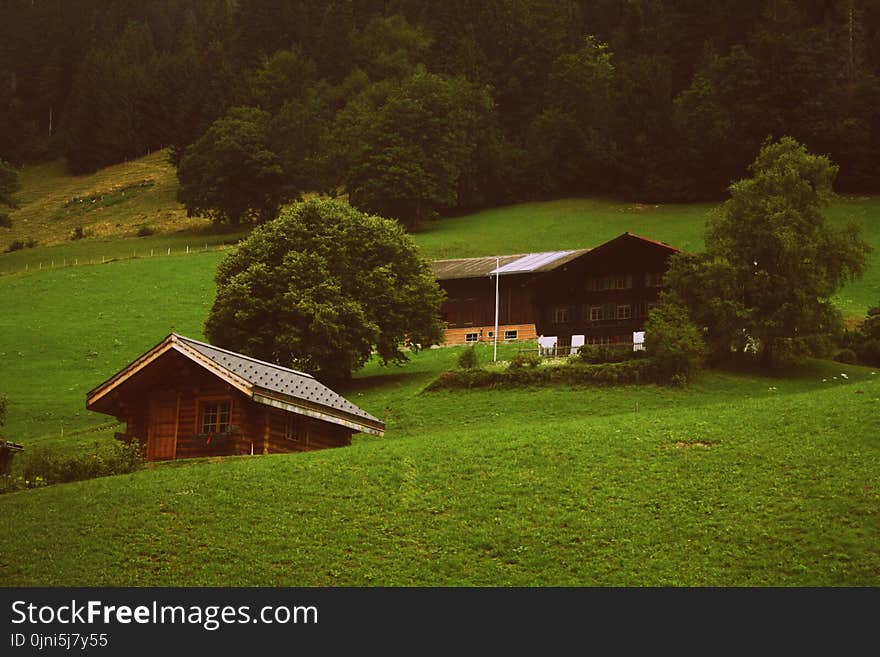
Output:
175 335 384 428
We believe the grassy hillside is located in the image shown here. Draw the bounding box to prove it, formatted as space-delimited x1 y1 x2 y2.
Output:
1 151 206 249
0 194 878 445
1 356 877 586
0 254 220 446
0 157 878 586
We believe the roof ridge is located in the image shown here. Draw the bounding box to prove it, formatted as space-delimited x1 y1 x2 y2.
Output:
432 253 528 263
173 334 316 379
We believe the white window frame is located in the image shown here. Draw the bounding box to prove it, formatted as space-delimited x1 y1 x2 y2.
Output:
504 329 518 340
465 332 479 343
617 304 632 320
200 400 230 434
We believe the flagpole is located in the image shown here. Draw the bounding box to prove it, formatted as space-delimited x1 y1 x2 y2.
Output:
493 256 500 362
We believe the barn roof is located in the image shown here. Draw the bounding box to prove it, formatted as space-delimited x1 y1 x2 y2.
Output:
431 249 591 280
430 233 677 281
86 334 385 436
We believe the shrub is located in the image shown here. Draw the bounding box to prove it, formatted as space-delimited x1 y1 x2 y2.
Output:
0 213 11 228
509 351 541 369
4 238 36 253
842 304 880 366
644 296 707 384
10 441 144 491
833 348 857 364
858 339 880 367
136 224 155 237
576 344 641 364
70 226 86 240
426 358 659 390
457 345 479 370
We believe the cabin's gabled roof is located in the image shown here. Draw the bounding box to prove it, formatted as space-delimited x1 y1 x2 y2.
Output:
86 334 385 436
431 232 678 281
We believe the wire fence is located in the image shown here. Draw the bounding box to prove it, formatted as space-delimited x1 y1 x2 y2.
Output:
0 242 234 276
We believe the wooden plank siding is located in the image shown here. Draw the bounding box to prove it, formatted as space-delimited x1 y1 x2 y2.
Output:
112 353 354 461
443 323 538 346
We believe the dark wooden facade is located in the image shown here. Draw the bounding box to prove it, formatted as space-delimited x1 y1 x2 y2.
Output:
433 233 678 346
532 234 674 347
438 274 538 344
86 335 384 461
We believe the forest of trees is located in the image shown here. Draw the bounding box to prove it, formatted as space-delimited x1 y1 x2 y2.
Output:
2 0 880 223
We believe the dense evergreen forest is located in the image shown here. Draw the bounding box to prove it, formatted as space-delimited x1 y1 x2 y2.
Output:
2 0 879 224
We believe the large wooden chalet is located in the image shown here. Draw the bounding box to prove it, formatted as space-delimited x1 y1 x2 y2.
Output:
432 232 679 349
86 334 385 461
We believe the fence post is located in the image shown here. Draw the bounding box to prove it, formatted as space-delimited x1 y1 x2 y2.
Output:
167 247 171 256
186 245 189 254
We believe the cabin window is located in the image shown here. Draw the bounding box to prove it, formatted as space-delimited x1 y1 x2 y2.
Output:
504 329 518 340
645 272 664 287
617 304 632 319
465 332 479 343
615 274 632 289
589 306 602 322
284 415 308 444
200 400 230 434
553 307 570 324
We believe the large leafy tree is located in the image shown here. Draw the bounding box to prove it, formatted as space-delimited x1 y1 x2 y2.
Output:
674 137 871 366
205 199 445 383
176 106 291 226
344 72 501 227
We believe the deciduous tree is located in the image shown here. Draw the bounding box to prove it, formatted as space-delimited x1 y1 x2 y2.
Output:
176 107 291 227
205 199 445 383
692 137 870 364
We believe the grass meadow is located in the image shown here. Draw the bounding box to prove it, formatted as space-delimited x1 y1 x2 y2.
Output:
0 355 877 586
0 152 879 585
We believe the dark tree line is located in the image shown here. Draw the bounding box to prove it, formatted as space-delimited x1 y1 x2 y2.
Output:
3 0 880 222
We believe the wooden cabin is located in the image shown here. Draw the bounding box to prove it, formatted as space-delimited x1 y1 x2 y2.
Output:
86 334 385 461
432 232 679 349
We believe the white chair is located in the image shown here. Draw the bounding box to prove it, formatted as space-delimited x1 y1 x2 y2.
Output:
537 335 557 357
633 331 645 351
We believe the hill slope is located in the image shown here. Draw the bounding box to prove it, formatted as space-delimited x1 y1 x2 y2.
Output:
1 367 877 586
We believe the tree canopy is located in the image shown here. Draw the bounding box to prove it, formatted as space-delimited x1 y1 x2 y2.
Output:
176 107 291 226
670 137 871 366
205 199 445 383
4 1 880 210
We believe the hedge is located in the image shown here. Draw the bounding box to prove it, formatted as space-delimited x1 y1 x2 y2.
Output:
425 358 659 391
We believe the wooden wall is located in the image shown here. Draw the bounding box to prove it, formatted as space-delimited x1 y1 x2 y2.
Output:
439 275 535 329
442 323 538 345
111 351 355 461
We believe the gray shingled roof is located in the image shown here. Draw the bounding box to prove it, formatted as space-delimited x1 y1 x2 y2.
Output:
175 335 382 426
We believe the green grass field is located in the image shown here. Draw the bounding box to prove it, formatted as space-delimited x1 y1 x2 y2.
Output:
1 154 879 586
1 353 877 586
